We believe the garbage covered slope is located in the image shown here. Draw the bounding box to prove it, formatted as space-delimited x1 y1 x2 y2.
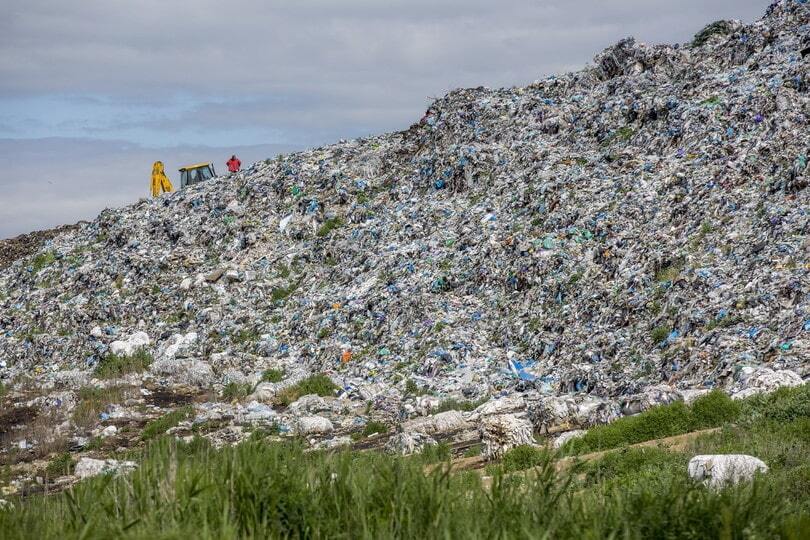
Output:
0 1 808 405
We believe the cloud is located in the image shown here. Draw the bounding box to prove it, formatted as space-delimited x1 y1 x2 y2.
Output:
0 1 770 236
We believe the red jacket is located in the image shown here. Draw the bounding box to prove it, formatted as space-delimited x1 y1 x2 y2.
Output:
227 157 241 173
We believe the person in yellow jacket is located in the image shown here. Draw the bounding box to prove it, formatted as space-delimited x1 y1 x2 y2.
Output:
151 161 174 197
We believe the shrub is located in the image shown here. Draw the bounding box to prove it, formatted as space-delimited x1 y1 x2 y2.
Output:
690 390 741 427
741 384 810 424
94 350 152 379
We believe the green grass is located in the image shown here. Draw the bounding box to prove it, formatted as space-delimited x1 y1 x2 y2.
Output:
31 250 56 273
72 386 126 428
4 425 810 539
316 217 344 237
563 390 740 455
274 374 338 406
359 420 389 438
434 397 488 413
261 368 285 383
270 280 300 302
44 452 75 477
463 444 482 458
650 325 670 344
497 445 550 474
232 328 259 345
141 406 194 441
94 350 152 379
4 387 810 538
655 262 682 283
222 382 253 401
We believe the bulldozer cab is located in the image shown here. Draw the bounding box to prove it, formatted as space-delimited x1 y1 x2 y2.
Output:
179 163 216 189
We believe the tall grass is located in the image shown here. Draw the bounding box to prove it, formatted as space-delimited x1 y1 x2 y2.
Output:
94 351 152 379
2 432 808 539
2 386 809 538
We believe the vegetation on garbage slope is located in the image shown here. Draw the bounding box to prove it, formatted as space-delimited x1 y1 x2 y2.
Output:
2 385 810 538
563 390 741 454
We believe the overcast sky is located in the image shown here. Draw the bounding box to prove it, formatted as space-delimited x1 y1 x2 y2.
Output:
0 0 767 238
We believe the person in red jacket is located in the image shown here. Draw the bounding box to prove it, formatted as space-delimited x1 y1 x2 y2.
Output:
226 155 241 174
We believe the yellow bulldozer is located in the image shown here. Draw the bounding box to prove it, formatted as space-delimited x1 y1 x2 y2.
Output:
179 162 217 189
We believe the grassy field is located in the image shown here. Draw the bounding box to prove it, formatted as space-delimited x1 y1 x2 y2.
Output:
1 385 809 538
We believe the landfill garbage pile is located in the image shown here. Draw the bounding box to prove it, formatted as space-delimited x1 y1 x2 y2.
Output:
0 223 83 270
0 1 808 478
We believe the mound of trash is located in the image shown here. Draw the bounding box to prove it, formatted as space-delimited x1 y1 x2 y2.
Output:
0 1 808 458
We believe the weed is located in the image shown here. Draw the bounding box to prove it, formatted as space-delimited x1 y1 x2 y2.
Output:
496 445 549 474
31 251 56 273
274 374 338 406
233 328 259 344
316 217 344 237
650 325 670 344
94 351 152 379
271 280 301 302
655 262 683 283
141 406 194 441
563 390 740 455
45 452 75 477
72 386 126 428
360 421 388 438
317 327 332 340
463 444 482 458
434 397 488 413
222 382 253 401
261 369 285 383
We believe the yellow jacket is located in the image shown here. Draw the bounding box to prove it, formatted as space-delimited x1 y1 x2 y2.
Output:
151 161 174 197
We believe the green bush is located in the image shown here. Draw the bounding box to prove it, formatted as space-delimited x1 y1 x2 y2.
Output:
94 350 152 379
690 389 741 427
741 384 810 424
